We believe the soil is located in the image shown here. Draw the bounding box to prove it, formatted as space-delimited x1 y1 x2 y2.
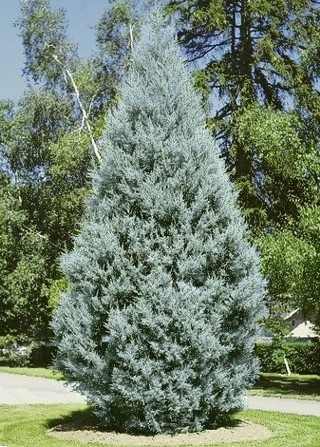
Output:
48 420 272 446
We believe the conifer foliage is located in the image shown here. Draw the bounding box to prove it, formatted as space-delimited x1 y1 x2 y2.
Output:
53 12 265 434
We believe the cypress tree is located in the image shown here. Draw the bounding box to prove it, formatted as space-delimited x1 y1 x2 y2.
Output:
53 12 265 434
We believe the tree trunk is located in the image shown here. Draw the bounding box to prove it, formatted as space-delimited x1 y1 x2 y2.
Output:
235 0 253 187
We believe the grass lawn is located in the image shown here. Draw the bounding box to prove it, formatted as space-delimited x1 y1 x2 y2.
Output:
249 373 320 401
0 366 63 380
0 404 319 446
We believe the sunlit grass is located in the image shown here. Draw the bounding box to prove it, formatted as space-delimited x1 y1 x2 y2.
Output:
249 373 320 401
0 404 320 446
0 366 63 380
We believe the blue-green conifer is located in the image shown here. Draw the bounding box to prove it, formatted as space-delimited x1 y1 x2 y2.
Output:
53 12 265 434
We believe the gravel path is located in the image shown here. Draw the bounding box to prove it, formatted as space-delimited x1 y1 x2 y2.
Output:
0 373 320 416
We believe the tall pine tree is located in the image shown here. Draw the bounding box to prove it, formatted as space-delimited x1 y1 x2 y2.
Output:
53 12 265 434
166 0 320 224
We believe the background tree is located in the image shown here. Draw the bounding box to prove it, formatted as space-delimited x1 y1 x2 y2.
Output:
0 0 125 340
165 0 320 218
95 0 169 88
53 12 265 434
163 0 320 326
0 173 48 339
235 104 320 326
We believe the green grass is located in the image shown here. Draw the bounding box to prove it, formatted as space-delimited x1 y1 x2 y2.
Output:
0 366 64 380
0 404 319 446
249 373 320 401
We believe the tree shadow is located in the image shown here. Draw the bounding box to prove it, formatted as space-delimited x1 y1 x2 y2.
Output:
46 406 243 437
47 406 105 433
253 374 320 397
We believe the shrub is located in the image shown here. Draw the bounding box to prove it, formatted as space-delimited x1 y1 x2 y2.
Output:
0 335 32 367
256 342 320 374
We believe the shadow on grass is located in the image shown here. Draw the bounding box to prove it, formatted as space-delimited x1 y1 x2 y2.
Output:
253 374 320 397
47 407 103 432
46 406 242 437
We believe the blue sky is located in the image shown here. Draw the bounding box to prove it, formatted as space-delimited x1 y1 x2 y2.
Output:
0 1 107 101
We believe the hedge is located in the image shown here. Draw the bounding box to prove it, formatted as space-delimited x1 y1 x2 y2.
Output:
0 335 55 367
0 335 32 367
256 341 320 375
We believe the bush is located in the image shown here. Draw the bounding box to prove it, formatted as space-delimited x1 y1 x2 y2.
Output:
0 335 56 368
30 343 56 367
0 335 33 367
256 342 320 374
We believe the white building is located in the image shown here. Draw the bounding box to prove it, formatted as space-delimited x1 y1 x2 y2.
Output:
284 308 318 341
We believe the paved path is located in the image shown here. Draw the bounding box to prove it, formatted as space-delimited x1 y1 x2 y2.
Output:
0 373 320 416
247 395 320 417
0 373 85 405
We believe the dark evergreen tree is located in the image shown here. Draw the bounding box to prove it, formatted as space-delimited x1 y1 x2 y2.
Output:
166 0 320 227
53 12 265 434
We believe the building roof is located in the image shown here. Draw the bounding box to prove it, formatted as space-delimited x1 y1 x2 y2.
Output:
287 321 318 339
284 308 300 320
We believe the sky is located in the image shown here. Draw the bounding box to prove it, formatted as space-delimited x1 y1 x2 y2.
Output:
0 0 107 101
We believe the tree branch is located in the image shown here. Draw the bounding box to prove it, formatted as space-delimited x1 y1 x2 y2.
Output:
46 45 101 163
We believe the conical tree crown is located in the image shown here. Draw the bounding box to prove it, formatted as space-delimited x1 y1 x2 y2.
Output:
53 11 265 435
